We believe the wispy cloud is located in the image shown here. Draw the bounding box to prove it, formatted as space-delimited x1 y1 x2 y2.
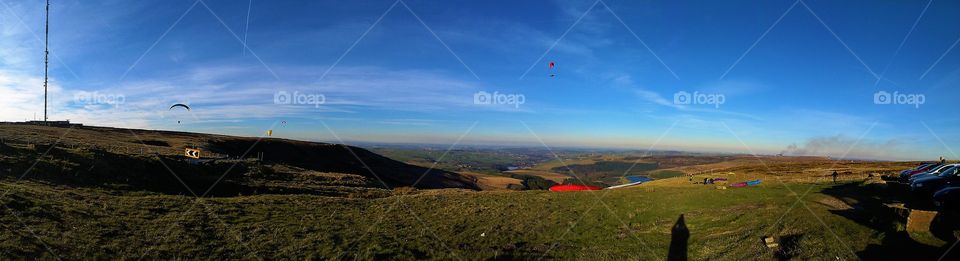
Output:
1 63 539 128
611 74 761 120
0 70 65 121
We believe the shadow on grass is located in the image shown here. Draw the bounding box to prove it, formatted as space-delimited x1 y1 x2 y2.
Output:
774 234 804 261
820 181 959 260
668 214 689 261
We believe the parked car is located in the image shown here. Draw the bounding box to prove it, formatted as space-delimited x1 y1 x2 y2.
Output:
910 165 960 196
909 164 960 182
933 186 960 211
900 162 943 182
901 162 933 176
902 162 934 180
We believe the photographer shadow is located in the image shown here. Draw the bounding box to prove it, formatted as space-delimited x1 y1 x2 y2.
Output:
668 214 689 261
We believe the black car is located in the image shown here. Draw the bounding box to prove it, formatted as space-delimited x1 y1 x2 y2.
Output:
911 165 960 196
933 187 960 211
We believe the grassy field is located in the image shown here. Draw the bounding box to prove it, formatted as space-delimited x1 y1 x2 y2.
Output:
370 147 553 175
1 124 958 259
527 155 730 186
462 172 523 191
503 170 570 183
4 174 956 259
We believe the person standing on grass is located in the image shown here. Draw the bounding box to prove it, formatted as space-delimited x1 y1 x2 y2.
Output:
832 170 839 184
942 156 946 165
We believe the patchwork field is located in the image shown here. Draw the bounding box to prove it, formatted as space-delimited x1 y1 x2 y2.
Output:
503 170 570 183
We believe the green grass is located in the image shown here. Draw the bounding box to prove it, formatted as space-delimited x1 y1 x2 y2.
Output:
648 170 686 179
550 161 663 185
552 161 659 176
371 148 541 174
5 177 946 260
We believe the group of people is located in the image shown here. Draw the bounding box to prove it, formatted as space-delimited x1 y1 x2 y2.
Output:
701 177 726 185
688 175 721 185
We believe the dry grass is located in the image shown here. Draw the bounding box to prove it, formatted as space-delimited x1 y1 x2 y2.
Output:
462 172 523 190
504 170 570 183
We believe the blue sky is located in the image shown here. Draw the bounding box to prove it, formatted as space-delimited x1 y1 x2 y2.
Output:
2 0 959 160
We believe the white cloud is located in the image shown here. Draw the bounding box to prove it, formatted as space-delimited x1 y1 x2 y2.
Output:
612 74 761 120
0 70 65 121
1 63 536 129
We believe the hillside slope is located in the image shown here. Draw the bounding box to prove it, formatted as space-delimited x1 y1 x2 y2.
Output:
0 123 478 194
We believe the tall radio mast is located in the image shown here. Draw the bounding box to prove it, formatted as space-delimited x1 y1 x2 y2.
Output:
43 0 50 122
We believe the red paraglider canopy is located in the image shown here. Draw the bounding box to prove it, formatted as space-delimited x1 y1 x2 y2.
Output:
548 61 555 69
549 184 601 191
